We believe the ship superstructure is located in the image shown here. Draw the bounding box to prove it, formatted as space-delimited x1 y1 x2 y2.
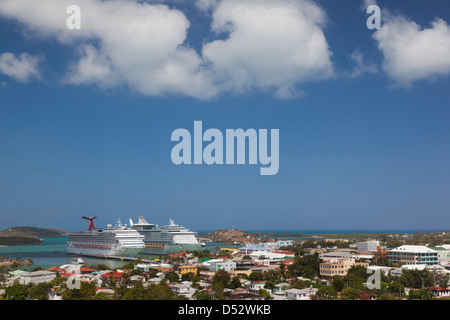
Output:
66 217 145 258
129 216 203 255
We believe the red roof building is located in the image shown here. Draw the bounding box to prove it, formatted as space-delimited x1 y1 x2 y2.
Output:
46 266 65 272
429 286 450 298
101 271 123 279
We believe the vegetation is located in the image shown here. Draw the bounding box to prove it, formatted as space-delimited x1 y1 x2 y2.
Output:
0 237 42 246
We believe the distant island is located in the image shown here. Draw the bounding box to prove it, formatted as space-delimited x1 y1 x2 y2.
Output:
0 226 69 246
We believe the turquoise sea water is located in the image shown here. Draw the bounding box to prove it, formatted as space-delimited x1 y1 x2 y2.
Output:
0 237 236 270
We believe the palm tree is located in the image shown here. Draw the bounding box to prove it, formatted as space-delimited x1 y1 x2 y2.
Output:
277 262 289 281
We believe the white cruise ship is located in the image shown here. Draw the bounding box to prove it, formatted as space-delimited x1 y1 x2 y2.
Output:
129 216 203 256
66 217 145 258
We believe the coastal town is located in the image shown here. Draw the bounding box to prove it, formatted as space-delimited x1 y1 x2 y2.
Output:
1 230 450 301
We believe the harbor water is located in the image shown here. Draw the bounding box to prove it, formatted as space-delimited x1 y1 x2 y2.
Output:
0 236 237 270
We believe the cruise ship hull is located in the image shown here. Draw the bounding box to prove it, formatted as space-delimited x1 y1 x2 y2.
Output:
66 245 143 258
66 218 146 259
130 217 204 256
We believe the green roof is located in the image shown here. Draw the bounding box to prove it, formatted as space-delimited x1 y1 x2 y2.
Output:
199 258 211 262
430 247 447 251
9 270 29 277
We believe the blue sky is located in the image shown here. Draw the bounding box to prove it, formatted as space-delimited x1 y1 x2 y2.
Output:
0 0 450 232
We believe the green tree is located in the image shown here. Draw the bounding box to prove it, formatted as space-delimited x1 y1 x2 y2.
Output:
346 265 368 282
339 288 360 300
408 288 435 300
93 292 112 300
258 288 271 300
121 287 149 300
400 269 434 289
147 283 178 300
5 283 29 300
312 286 337 300
192 289 210 300
332 276 345 292
165 271 180 283
264 280 275 291
288 254 321 279
229 276 242 289
29 282 52 300
249 271 264 281
212 269 230 288
377 293 399 300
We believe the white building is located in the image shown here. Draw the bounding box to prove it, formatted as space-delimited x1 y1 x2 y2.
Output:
48 289 62 300
284 287 318 300
19 270 57 285
238 244 272 255
276 240 294 247
430 245 450 260
170 282 197 299
388 245 438 266
249 251 286 260
357 240 379 253
210 259 236 272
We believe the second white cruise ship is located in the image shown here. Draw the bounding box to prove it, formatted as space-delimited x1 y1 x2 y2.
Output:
129 216 203 256
66 217 145 258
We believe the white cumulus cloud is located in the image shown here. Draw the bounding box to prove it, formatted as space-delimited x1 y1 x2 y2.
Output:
202 0 334 99
0 0 334 99
0 0 218 99
0 52 42 83
374 13 450 87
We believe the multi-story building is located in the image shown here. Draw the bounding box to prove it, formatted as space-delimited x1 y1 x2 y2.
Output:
19 270 57 285
388 245 438 266
357 240 380 253
210 259 236 272
178 265 197 275
319 258 369 280
373 246 389 260
429 245 450 261
238 244 272 255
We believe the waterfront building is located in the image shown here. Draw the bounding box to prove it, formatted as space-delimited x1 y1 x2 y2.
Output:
19 270 57 285
388 245 438 266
